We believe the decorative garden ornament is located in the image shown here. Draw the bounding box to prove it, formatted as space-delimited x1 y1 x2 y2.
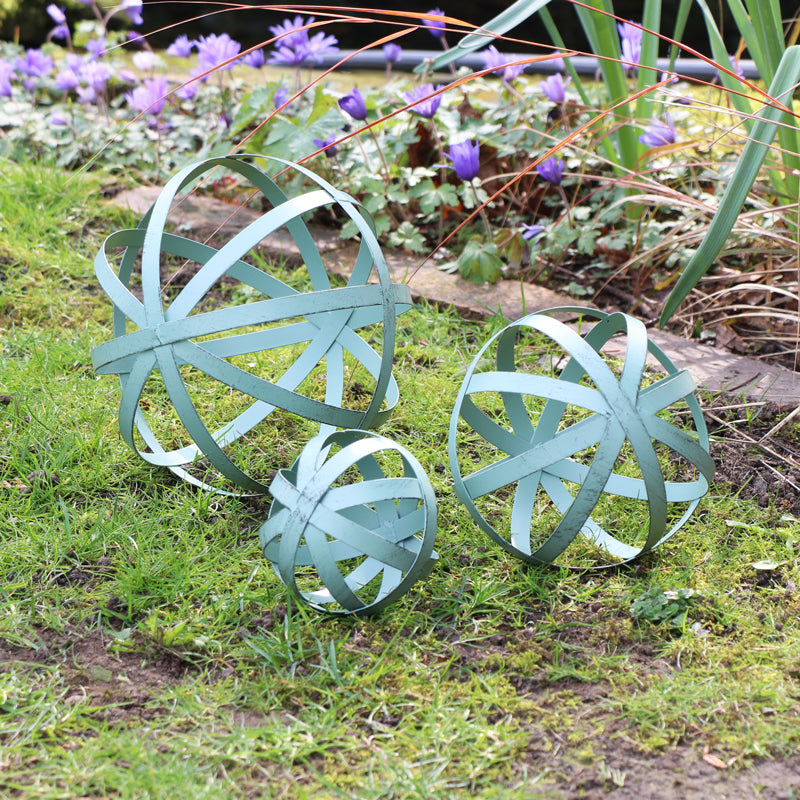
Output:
260 429 438 615
92 155 410 493
449 307 713 567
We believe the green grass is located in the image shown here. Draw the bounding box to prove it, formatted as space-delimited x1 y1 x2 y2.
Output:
1 160 799 798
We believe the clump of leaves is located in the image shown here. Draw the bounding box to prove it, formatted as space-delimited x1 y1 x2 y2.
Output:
630 586 699 629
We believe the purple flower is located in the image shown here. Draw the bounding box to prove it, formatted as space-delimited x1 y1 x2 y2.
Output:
120 0 143 26
270 15 314 48
536 156 564 186
618 20 642 71
81 61 110 93
403 84 442 119
540 73 570 104
273 85 289 108
521 223 545 241
76 85 96 104
0 60 14 97
242 48 266 68
339 87 367 121
177 79 199 100
267 32 338 67
132 51 155 72
167 35 195 58
119 68 137 83
47 3 66 24
85 38 106 60
15 49 53 79
196 33 241 72
50 112 68 126
447 139 480 181
480 45 525 83
313 134 339 157
549 51 566 73
268 43 306 67
638 115 678 148
304 31 340 65
47 4 69 41
55 67 80 91
383 43 402 63
267 15 338 66
423 7 446 38
127 76 169 117
726 54 745 81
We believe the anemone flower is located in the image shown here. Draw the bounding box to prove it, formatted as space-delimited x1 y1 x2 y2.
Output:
383 43 401 63
127 75 169 118
313 134 339 157
273 85 289 108
339 88 367 121
540 73 570 104
521 223 546 241
403 84 442 119
242 49 266 69
46 4 69 42
196 33 241 72
423 7 446 38
536 156 564 186
638 115 678 148
167 35 194 58
0 60 14 97
480 45 525 83
618 20 642 72
120 0 143 26
447 139 480 181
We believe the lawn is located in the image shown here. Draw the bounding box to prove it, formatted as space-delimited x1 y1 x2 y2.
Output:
1 158 799 799
2 2 800 797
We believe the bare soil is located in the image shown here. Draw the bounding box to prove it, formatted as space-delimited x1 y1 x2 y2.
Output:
0 625 189 724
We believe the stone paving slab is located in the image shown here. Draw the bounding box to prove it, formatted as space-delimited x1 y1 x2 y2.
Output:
112 187 800 406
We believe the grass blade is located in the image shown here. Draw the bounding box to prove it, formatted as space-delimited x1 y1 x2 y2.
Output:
694 0 754 120
743 0 784 78
636 0 662 123
574 0 639 174
421 0 553 72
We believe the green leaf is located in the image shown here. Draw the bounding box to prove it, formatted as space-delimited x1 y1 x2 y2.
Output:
574 0 640 175
635 0 662 123
694 0 754 121
410 181 459 215
388 221 426 253
752 559 785 571
743 0 784 79
419 0 553 73
456 237 503 284
660 45 800 326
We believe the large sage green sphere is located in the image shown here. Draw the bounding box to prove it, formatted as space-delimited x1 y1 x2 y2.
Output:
91 155 410 493
449 307 713 567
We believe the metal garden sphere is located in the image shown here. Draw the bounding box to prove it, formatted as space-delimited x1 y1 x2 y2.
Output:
91 155 410 493
448 307 714 567
260 429 438 615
